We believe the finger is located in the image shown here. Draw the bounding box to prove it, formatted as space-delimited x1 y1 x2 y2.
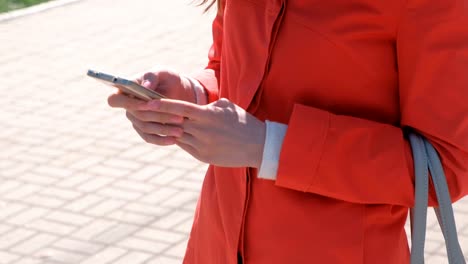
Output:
128 110 184 124
108 93 146 110
134 126 178 146
127 112 184 137
142 99 206 120
141 72 159 90
175 132 199 148
180 118 201 135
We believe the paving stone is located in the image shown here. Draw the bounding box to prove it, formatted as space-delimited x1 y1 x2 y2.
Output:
128 165 166 182
10 257 41 264
0 203 26 221
6 207 49 227
45 211 93 227
0 228 36 249
0 250 21 264
171 179 203 191
147 256 181 264
108 210 156 226
0 180 22 194
64 194 103 213
55 173 94 189
27 219 76 236
71 219 118 241
134 228 185 244
93 224 140 245
122 202 169 218
112 180 155 193
160 191 199 208
140 187 179 205
68 156 105 171
86 165 131 178
149 168 187 185
33 166 73 179
102 158 142 171
152 210 193 230
113 251 152 264
79 246 127 264
174 218 195 234
77 176 115 193
165 239 190 258
118 237 168 254
17 172 59 186
0 224 13 236
3 185 41 201
53 238 104 256
39 187 82 201
97 187 142 201
10 233 58 255
23 194 65 209
34 247 88 264
85 199 126 217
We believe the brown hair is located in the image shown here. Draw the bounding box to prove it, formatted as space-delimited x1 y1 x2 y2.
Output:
198 0 218 12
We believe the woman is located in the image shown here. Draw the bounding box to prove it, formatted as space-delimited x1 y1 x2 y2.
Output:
108 0 468 263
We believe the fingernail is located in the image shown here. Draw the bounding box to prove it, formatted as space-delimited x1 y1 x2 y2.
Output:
142 80 151 88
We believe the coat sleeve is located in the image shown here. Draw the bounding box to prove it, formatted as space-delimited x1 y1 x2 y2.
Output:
275 0 468 207
192 1 225 103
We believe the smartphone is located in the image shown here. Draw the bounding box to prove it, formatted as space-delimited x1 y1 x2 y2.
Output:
87 69 165 101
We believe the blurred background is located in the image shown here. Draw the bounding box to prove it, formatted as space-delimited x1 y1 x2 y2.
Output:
0 0 213 263
0 0 467 263
1 0 49 13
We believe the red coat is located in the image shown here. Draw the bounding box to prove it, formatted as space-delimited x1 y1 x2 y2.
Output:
184 0 468 263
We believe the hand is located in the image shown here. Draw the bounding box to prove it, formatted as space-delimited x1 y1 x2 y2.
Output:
134 69 196 103
108 93 185 146
136 98 266 168
108 69 198 146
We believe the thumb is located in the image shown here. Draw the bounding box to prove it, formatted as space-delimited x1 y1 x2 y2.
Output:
141 72 159 90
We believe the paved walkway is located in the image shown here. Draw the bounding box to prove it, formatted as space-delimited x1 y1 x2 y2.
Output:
0 0 466 263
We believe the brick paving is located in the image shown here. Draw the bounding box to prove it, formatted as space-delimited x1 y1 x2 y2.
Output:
0 0 467 263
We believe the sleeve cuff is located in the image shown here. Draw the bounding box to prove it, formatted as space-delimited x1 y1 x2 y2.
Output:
275 104 330 191
257 121 288 181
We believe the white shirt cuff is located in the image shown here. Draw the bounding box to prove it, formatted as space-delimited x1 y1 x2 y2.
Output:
257 121 288 181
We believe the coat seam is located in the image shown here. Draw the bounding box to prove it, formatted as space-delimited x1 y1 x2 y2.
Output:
306 111 331 191
395 0 410 41
362 205 366 264
287 14 384 84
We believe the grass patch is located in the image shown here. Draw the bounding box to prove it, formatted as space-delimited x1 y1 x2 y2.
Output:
0 0 52 13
